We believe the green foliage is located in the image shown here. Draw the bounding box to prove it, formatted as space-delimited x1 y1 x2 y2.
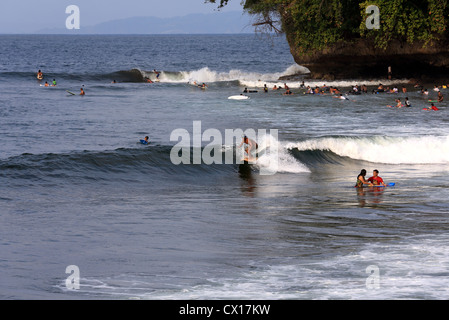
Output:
206 0 449 54
359 0 448 49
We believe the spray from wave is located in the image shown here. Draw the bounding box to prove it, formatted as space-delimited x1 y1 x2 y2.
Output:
233 133 310 174
138 65 409 88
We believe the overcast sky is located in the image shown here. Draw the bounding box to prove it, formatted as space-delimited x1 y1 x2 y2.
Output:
0 0 244 33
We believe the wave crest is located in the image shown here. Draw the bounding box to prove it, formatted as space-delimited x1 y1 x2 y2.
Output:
286 135 449 164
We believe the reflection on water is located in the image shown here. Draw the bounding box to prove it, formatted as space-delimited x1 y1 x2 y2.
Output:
356 186 385 207
239 163 257 197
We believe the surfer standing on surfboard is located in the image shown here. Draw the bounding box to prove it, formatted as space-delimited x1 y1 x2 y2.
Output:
238 135 259 162
153 69 160 81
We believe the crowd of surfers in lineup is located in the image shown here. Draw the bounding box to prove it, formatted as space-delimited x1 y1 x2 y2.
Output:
244 80 445 110
37 68 445 110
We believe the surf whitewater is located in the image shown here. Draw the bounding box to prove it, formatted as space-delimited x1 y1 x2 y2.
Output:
286 135 449 165
3 135 445 183
0 64 309 84
1 64 411 89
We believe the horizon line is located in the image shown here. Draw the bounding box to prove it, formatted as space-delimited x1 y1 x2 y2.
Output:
0 32 282 36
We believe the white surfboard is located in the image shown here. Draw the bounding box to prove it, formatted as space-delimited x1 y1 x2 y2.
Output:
228 95 250 100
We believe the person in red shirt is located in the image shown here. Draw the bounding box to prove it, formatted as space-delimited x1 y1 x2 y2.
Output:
367 169 386 186
424 103 439 111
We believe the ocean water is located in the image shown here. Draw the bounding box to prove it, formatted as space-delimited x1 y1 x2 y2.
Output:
1 34 449 300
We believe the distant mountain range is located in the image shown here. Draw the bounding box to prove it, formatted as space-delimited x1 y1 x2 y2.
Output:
37 11 253 34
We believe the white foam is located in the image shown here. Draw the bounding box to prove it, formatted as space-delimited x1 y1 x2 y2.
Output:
62 235 449 299
142 64 309 84
152 235 449 300
140 66 410 89
286 135 449 164
245 133 310 174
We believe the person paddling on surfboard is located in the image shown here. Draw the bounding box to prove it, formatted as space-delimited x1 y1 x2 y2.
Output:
355 169 373 188
141 136 149 145
424 103 439 111
367 169 386 187
238 135 259 162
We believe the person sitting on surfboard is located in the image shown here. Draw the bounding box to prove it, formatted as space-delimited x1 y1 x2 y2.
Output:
44 81 49 87
238 135 259 162
80 88 85 96
52 79 57 86
355 169 373 188
37 70 43 80
438 91 444 102
367 170 386 187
